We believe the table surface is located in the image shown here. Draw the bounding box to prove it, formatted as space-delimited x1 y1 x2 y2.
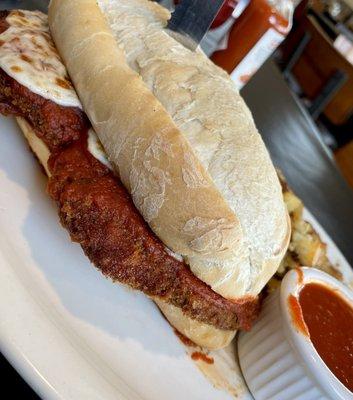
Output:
1 1 353 397
242 60 353 266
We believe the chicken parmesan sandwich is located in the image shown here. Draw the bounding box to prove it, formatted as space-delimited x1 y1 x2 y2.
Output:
0 0 290 350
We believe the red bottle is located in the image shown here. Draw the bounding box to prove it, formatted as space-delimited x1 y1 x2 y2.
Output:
211 0 293 88
211 0 238 28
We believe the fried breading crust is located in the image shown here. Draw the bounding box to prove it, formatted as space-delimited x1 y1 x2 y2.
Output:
47 138 259 330
0 68 88 151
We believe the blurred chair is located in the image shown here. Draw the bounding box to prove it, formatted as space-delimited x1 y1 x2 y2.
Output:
282 14 353 126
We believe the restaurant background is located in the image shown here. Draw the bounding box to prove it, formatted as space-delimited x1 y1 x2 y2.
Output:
162 0 353 189
0 0 352 399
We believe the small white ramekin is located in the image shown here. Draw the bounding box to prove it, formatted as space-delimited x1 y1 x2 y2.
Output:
238 267 353 400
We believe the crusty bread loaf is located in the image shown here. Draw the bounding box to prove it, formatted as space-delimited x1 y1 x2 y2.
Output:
155 299 235 349
49 0 290 304
48 0 245 294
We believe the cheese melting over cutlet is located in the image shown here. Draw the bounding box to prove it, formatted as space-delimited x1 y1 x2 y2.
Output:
0 10 114 171
0 10 81 108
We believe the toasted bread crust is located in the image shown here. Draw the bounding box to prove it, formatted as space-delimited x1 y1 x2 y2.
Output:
48 0 290 301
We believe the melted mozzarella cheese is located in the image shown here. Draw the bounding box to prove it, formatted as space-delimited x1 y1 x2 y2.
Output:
87 129 113 170
0 10 81 108
0 11 112 168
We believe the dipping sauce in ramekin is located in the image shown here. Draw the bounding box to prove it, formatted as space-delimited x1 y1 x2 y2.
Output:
289 280 353 392
238 267 353 400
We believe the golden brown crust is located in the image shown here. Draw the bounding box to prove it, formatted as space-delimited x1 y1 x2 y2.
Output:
48 0 243 268
0 67 88 151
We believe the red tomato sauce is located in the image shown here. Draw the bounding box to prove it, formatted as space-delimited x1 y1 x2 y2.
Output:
191 352 214 365
299 282 353 392
288 294 309 336
173 329 196 347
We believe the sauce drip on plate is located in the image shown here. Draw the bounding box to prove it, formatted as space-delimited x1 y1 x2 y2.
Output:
191 352 214 365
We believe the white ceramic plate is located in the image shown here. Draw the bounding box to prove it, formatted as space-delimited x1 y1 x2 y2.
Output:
0 115 352 400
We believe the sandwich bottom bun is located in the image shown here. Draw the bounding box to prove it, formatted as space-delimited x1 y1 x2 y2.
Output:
17 117 51 176
15 117 236 349
155 299 236 350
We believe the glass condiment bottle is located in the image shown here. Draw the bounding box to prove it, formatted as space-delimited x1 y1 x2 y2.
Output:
211 0 293 89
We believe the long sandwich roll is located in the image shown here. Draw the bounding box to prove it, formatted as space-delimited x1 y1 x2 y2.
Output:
0 9 262 349
0 3 290 349
48 0 290 347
